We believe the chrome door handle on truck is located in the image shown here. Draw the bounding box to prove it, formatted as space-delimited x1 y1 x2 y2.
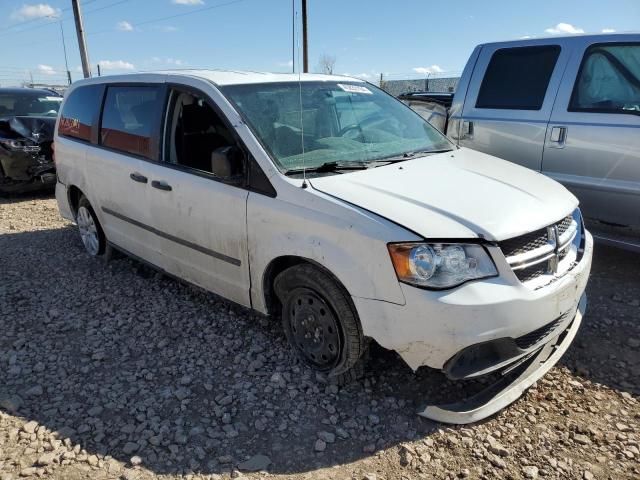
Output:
549 126 567 148
462 120 474 139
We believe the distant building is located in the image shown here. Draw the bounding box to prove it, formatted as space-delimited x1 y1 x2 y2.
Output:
381 77 459 96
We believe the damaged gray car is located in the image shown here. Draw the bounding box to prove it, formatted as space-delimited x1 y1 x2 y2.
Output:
0 88 61 194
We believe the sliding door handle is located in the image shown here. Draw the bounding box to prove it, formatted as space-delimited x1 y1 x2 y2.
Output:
151 180 172 191
129 172 148 183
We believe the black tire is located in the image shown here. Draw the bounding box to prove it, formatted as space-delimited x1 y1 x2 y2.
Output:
274 264 367 384
76 195 106 257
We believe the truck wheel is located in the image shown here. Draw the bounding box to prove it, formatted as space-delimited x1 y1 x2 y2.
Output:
274 264 366 384
76 195 106 257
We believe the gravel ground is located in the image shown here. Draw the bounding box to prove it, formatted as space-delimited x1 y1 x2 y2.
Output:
1 193 638 480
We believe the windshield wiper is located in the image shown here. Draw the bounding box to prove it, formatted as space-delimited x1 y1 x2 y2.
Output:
371 148 454 165
284 161 369 176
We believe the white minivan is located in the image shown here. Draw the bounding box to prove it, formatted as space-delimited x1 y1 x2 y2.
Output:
54 71 592 424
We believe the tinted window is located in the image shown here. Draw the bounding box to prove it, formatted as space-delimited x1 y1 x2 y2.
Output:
58 85 102 141
570 43 640 114
100 86 161 159
476 46 560 110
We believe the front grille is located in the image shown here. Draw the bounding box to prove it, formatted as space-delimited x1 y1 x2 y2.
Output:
557 215 573 236
514 264 547 283
499 212 581 285
515 312 568 349
500 227 548 258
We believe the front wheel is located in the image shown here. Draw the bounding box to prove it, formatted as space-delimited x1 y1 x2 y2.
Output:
76 195 106 257
274 264 367 383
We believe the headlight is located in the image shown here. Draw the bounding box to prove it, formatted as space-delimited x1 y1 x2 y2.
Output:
0 139 39 152
388 242 498 289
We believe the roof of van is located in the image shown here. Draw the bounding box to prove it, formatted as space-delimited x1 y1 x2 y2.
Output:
73 70 365 87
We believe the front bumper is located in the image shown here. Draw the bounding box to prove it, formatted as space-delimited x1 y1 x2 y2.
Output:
419 293 586 424
352 231 593 372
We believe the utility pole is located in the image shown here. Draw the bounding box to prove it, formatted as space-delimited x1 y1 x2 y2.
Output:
291 0 295 73
97 64 101 77
71 0 92 78
302 0 308 73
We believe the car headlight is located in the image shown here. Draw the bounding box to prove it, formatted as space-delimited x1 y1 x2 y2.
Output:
388 242 498 289
0 139 39 152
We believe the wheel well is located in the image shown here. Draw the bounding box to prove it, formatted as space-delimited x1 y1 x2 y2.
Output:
68 185 83 218
263 256 349 317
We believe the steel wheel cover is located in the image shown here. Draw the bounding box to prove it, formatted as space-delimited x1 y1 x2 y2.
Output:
287 289 342 370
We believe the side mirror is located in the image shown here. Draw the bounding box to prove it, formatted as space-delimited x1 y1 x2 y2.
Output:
210 145 244 178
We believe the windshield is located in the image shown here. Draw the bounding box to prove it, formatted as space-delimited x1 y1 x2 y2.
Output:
0 91 62 117
221 81 453 172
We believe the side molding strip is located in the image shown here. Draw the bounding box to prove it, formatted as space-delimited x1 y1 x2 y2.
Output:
101 207 241 267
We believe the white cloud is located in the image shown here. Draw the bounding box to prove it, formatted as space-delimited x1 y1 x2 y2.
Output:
172 0 204 5
277 60 294 68
37 64 56 75
602 28 616 33
11 3 60 20
98 60 135 71
149 57 186 67
412 65 444 75
158 25 178 32
544 23 585 34
520 35 532 39
116 20 134 31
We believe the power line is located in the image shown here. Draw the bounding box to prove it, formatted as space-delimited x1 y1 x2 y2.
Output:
0 0 129 39
0 0 102 35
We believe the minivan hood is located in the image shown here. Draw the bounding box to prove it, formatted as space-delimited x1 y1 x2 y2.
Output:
310 148 577 241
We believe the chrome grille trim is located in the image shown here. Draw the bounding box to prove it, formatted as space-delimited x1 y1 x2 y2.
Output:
499 212 582 284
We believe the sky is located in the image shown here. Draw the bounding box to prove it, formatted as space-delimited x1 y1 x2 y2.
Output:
0 0 638 86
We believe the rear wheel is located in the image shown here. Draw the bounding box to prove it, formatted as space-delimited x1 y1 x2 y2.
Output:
76 196 106 257
274 264 366 383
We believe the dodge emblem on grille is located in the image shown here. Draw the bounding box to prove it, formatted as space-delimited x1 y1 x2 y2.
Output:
547 225 560 274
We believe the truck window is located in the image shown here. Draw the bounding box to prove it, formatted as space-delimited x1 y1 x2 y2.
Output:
569 43 640 114
476 46 561 110
58 85 102 142
100 85 161 159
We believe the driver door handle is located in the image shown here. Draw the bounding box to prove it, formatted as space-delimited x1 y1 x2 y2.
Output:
151 180 172 191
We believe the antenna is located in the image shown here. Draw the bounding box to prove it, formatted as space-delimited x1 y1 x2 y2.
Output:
296 9 307 188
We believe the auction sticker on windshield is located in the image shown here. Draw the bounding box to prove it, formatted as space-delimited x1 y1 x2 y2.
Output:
338 84 373 94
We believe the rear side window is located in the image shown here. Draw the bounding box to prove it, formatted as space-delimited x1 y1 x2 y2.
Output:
570 43 640 114
476 46 561 110
100 85 161 159
58 85 102 141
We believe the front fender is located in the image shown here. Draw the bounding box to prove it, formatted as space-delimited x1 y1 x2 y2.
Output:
247 188 417 313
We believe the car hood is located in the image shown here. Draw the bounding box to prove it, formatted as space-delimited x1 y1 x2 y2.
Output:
309 148 578 241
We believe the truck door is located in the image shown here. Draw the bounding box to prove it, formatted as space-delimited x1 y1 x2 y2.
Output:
458 42 570 172
542 37 640 232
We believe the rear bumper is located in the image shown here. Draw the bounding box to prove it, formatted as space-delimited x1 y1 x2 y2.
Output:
55 180 74 221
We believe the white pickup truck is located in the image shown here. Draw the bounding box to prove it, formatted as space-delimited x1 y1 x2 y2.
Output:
402 33 640 251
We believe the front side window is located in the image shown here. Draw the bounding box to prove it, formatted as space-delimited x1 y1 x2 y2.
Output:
58 85 101 141
164 89 243 178
100 85 161 159
570 43 640 114
476 46 561 110
221 81 452 173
